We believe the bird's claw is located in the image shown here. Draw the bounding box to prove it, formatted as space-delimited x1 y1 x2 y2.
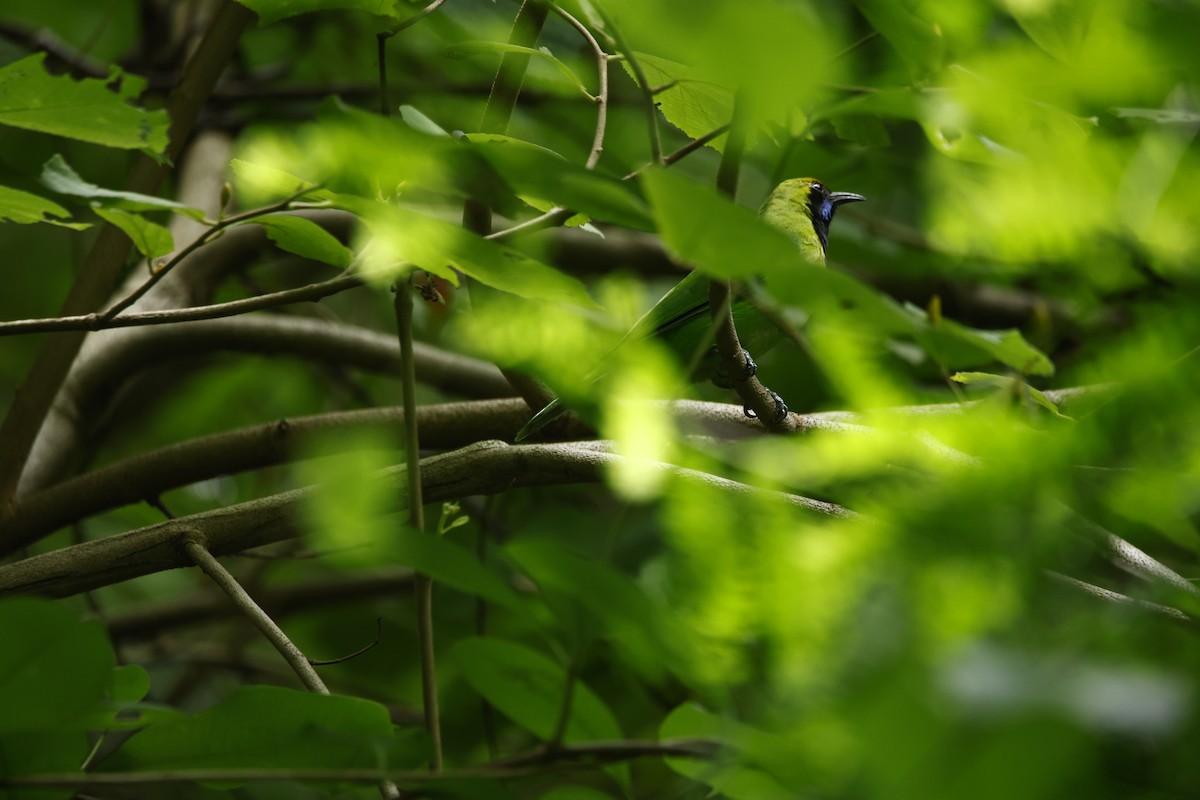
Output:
743 390 789 423
713 347 758 389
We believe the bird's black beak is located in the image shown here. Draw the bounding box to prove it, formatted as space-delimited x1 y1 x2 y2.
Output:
830 191 865 207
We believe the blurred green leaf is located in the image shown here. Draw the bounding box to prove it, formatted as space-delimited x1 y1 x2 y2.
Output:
342 196 597 306
951 372 1070 417
108 664 151 706
104 685 413 776
233 0 400 25
392 527 525 610
0 730 89 799
0 53 168 153
0 598 115 734
851 0 945 73
446 42 596 100
659 704 793 800
451 637 623 743
466 135 653 231
399 104 450 136
504 537 684 684
602 0 841 125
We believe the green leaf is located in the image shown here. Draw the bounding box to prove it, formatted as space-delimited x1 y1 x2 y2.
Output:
399 104 450 136
660 704 793 800
0 730 90 797
504 538 685 684
93 208 175 260
0 598 116 733
391 528 525 611
104 685 412 777
602 0 838 125
952 372 1072 418
234 0 401 25
451 637 622 744
623 53 734 152
538 788 618 800
343 196 596 307
108 664 151 706
0 184 87 228
445 42 595 100
229 158 334 205
911 296 1054 376
832 115 892 148
851 0 945 73
467 135 652 231
0 53 169 153
41 155 206 219
249 213 354 268
642 168 800 280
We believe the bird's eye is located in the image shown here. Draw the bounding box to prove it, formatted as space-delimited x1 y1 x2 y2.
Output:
812 181 825 194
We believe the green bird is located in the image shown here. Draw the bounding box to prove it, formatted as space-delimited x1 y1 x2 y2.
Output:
514 177 864 442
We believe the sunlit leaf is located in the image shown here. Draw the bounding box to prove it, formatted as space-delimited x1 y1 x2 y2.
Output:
952 371 1071 417
93 207 175 260
342 196 597 307
0 53 168 153
41 155 206 219
0 184 87 228
248 213 354 268
623 53 734 152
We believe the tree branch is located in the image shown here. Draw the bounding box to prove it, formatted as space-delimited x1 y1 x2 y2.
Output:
0 440 852 598
106 567 415 640
183 538 330 694
1 398 537 554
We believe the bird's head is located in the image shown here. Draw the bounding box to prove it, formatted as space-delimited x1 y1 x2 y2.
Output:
760 177 865 260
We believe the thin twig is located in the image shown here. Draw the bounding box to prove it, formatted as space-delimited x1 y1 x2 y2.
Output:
394 285 443 771
101 187 317 321
0 272 363 336
550 3 609 169
183 537 329 694
309 618 384 665
381 0 450 40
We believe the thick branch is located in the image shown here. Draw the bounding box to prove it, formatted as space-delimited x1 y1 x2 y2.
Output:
1 399 537 554
0 440 851 598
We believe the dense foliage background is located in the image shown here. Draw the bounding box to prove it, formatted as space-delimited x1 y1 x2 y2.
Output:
0 0 1198 797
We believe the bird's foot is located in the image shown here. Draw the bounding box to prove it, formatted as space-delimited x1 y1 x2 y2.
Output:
744 390 789 423
712 347 758 389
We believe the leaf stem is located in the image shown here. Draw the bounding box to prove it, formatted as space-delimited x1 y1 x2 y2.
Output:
394 284 443 772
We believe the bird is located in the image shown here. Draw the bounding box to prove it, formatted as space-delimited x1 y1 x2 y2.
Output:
514 177 864 442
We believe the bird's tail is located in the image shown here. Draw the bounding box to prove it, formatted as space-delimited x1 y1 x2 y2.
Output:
514 397 566 442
